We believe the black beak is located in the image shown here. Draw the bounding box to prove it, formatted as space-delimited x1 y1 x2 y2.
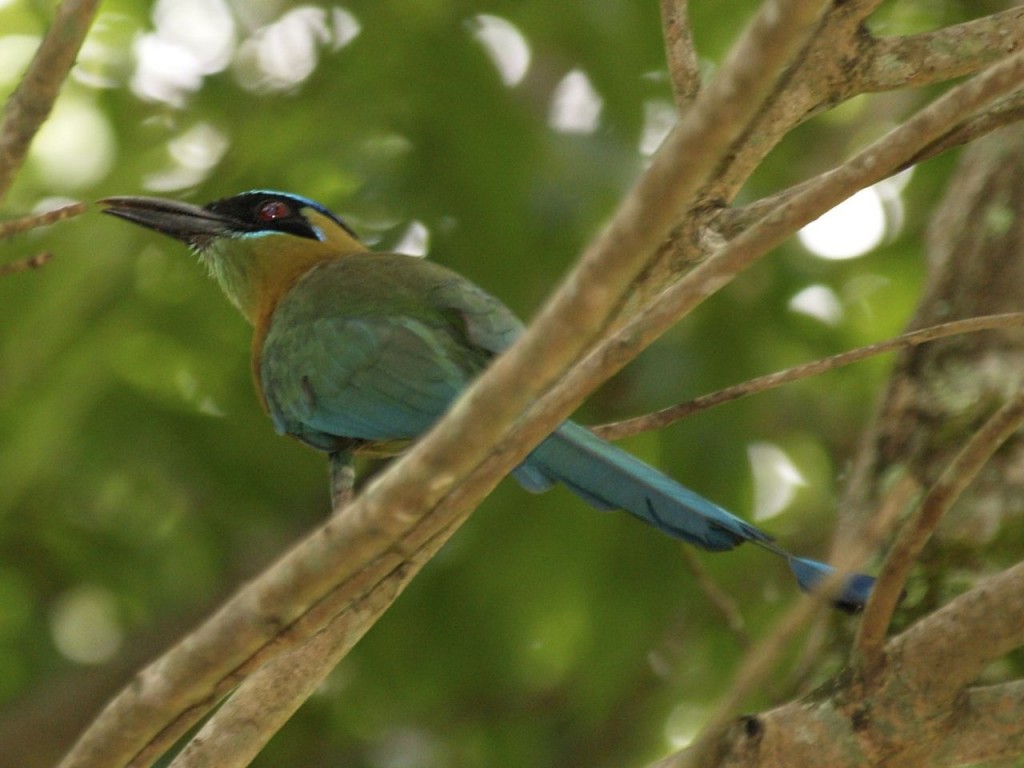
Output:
99 196 236 245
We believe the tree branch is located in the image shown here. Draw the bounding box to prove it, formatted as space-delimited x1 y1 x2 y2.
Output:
167 555 427 768
0 201 86 239
0 202 87 277
168 456 356 768
655 562 1024 767
594 313 1024 441
875 561 1024 742
659 0 700 109
944 681 1024 765
692 6 1023 214
856 373 1024 673
720 88 1024 238
0 0 100 203
862 7 1024 93
0 251 51 277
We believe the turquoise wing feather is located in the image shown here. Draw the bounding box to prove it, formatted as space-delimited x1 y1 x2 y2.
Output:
262 314 481 447
258 254 523 451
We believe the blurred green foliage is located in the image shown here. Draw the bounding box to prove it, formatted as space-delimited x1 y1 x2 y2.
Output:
0 1 986 766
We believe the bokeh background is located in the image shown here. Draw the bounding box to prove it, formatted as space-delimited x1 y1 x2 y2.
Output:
0 1 980 765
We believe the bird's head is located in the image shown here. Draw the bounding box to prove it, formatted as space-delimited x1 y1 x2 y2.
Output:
100 190 365 323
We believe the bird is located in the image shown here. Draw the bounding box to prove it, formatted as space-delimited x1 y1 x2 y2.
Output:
100 190 876 611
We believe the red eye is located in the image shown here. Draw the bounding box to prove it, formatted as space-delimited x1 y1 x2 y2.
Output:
257 200 291 221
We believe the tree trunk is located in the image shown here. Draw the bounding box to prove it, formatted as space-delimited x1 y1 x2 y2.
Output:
842 124 1024 559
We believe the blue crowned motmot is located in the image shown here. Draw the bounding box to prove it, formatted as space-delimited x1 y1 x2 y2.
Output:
100 191 875 611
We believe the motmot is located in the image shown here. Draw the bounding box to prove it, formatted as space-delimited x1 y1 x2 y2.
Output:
100 190 875 611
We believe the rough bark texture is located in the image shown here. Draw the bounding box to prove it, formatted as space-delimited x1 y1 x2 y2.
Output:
657 560 1024 768
842 125 1024 551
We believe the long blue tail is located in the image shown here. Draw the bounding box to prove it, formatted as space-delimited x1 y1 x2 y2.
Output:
513 421 874 612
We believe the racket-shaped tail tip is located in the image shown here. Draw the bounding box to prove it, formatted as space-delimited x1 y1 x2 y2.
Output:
788 556 877 613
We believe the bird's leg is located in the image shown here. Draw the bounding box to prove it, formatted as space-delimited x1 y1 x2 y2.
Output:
329 451 355 514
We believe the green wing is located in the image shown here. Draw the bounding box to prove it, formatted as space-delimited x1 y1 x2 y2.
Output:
258 254 524 452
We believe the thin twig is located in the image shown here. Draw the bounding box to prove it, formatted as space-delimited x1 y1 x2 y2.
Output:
659 0 700 109
0 201 87 239
0 0 101 202
901 89 1024 172
855 389 1024 675
0 252 52 277
593 313 1024 441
